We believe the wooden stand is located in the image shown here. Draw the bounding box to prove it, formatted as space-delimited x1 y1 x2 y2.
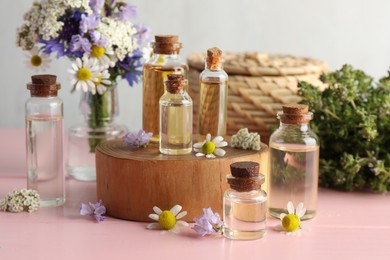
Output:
96 140 269 222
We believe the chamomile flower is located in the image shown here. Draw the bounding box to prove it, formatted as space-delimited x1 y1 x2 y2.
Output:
147 205 189 234
90 45 115 68
276 201 307 236
68 54 100 93
93 69 111 95
193 134 228 159
25 47 51 72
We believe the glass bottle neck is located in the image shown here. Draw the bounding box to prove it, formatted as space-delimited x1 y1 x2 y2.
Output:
279 121 310 132
205 63 223 71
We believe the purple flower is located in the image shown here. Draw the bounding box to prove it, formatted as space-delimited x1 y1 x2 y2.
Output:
90 31 108 47
193 208 223 236
80 200 106 222
70 35 92 56
58 10 85 43
114 50 143 86
80 14 100 34
123 130 152 148
89 0 105 14
133 24 151 45
115 4 137 21
40 39 65 58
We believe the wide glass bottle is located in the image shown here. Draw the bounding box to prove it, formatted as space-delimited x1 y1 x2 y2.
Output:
67 86 127 182
25 75 65 207
268 104 319 220
159 74 192 155
198 47 228 139
143 35 189 143
223 162 267 240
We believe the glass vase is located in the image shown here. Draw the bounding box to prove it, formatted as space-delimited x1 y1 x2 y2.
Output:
67 86 127 181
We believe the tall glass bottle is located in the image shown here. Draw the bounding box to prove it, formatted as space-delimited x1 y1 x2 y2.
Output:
198 47 228 139
143 35 189 143
159 74 192 155
268 104 319 220
25 75 65 207
223 161 267 240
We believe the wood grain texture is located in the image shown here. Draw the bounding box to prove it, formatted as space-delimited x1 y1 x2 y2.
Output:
96 139 269 222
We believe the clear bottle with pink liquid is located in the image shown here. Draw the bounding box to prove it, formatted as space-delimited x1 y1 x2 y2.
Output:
25 75 65 207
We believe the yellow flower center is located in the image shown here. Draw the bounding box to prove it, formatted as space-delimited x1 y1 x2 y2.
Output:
95 76 102 86
282 214 300 232
30 55 42 67
202 141 216 154
77 68 91 81
91 45 105 58
158 210 176 230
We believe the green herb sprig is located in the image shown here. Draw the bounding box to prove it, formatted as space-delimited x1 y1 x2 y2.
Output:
298 65 390 192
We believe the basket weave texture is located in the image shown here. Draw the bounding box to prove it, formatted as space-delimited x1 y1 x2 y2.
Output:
188 52 327 144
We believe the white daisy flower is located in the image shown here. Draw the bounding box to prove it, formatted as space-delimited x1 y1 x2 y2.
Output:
193 134 228 159
94 69 112 95
24 47 51 72
68 54 100 93
90 45 116 68
275 201 308 236
147 205 189 234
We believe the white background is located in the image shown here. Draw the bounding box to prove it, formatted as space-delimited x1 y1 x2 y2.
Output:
1 0 389 129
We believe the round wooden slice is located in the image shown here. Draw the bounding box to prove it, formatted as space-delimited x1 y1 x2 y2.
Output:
96 139 269 222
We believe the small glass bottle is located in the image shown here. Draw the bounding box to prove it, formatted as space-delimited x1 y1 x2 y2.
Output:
198 47 228 140
223 161 267 240
268 104 319 220
25 75 65 207
143 35 189 143
159 74 192 155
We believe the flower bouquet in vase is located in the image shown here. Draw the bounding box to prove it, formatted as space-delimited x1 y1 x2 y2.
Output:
17 0 150 181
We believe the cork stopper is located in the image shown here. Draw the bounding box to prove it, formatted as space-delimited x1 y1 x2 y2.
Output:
278 104 312 124
152 35 182 55
230 161 260 178
27 75 61 97
165 74 187 94
227 161 264 192
206 47 223 70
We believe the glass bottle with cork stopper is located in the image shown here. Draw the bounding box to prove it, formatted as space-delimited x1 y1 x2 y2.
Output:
198 47 228 140
25 75 65 207
159 74 192 155
223 161 267 240
143 35 189 143
268 104 319 220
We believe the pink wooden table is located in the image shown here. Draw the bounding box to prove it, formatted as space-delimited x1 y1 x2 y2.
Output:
0 128 389 260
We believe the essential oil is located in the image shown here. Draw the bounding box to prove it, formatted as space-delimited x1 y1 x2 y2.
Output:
269 143 319 219
159 74 192 155
198 47 228 139
268 104 319 220
143 35 188 143
25 75 65 207
223 162 267 240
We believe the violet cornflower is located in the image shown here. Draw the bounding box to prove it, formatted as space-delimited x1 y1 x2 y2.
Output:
115 4 136 22
134 24 151 45
70 35 91 55
89 0 105 14
80 200 106 222
123 130 152 148
193 208 223 236
79 14 100 34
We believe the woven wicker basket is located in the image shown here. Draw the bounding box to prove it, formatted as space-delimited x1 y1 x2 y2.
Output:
188 52 327 144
